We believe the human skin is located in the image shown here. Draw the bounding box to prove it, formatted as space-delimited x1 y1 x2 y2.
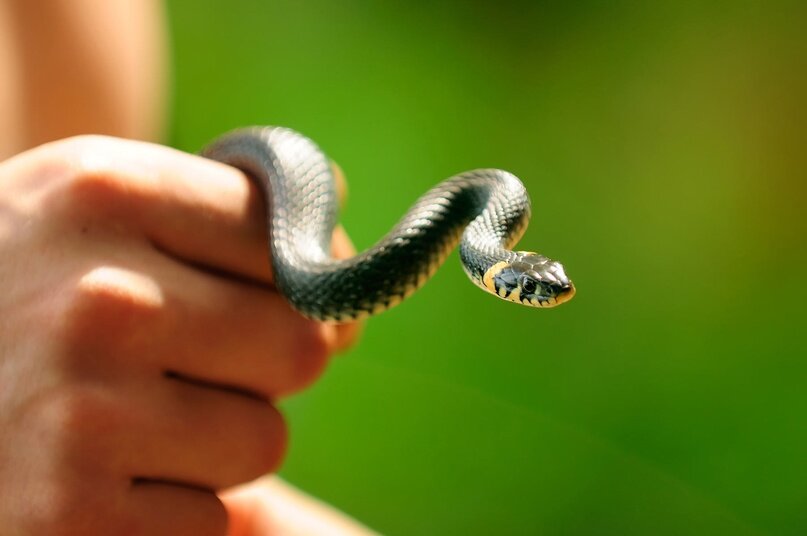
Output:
0 1 371 534
0 0 166 157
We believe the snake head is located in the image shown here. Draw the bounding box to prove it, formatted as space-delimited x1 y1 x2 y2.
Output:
483 252 575 308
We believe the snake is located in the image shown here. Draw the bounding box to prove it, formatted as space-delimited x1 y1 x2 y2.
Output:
201 126 575 322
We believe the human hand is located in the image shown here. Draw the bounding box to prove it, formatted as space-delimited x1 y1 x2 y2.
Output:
0 135 360 535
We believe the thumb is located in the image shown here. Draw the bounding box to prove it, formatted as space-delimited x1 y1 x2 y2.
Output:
221 476 378 536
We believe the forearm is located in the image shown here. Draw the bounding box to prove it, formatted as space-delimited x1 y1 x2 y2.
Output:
1 0 167 157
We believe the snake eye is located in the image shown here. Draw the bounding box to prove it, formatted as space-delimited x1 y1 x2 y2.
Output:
520 276 538 295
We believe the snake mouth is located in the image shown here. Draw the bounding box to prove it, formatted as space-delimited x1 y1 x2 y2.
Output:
553 282 576 306
521 282 576 308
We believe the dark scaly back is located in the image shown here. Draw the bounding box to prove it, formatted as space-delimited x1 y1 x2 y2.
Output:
202 127 531 321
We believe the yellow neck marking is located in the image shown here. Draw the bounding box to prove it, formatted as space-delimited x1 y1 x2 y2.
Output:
482 261 509 294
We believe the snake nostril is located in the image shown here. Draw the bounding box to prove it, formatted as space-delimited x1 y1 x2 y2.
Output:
560 282 574 293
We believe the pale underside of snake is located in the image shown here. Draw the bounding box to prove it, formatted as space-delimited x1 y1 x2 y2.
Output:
202 127 575 322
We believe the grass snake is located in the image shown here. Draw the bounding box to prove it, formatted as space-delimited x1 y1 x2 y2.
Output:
202 126 575 322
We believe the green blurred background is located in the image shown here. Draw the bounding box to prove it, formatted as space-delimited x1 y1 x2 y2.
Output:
166 1 806 534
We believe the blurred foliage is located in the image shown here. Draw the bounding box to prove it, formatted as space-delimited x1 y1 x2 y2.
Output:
167 1 806 534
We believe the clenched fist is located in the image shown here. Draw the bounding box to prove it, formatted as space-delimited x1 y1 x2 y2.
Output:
0 135 361 535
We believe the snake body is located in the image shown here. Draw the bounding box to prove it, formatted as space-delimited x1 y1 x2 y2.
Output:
202 127 575 321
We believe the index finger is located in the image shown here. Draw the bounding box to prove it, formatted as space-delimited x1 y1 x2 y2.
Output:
48 135 330 286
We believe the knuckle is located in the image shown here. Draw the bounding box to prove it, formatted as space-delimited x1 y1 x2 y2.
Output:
54 134 119 158
23 387 123 485
58 267 164 347
27 501 130 536
42 135 149 219
26 485 106 536
55 169 130 218
41 385 119 440
16 388 125 534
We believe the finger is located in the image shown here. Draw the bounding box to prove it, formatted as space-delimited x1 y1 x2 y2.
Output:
128 482 228 536
124 245 336 398
161 281 335 399
63 237 336 406
124 377 287 491
330 225 364 349
330 160 348 209
49 136 360 289
333 319 363 353
46 135 274 283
